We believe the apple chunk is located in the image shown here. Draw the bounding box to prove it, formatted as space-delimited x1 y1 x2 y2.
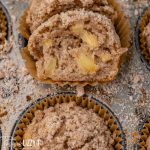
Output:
77 53 98 74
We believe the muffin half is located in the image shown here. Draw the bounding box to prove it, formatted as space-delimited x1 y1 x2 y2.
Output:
28 10 127 82
20 0 131 85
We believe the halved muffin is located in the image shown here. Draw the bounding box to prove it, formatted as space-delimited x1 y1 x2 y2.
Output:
26 0 116 32
28 10 127 82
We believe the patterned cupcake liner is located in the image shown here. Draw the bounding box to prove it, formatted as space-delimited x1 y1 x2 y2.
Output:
9 92 126 150
0 8 7 41
134 6 150 71
0 128 2 150
18 0 132 86
0 1 12 48
135 115 150 150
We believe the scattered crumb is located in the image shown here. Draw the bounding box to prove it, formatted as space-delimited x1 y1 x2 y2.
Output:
0 109 8 118
26 95 32 101
76 86 85 97
0 71 5 79
131 132 141 143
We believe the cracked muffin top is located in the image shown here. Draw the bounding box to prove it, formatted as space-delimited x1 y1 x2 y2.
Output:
27 0 116 32
23 102 114 150
28 10 127 82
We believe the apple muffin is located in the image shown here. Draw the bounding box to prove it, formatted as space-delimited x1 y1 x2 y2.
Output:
28 10 127 82
23 102 114 150
26 0 116 32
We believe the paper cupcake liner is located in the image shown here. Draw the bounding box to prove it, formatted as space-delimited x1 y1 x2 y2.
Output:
0 8 7 49
9 92 126 150
19 0 131 86
19 10 30 41
135 115 150 150
0 1 12 45
134 7 150 71
0 128 2 150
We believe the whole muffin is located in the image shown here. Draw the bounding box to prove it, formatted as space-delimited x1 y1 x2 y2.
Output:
23 102 114 150
27 0 116 32
28 10 127 82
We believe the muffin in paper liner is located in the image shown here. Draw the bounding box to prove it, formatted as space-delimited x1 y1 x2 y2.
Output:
135 7 150 71
19 0 131 86
135 115 150 150
9 93 126 150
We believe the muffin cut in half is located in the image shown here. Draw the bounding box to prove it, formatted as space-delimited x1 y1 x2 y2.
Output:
26 0 117 32
28 10 127 82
